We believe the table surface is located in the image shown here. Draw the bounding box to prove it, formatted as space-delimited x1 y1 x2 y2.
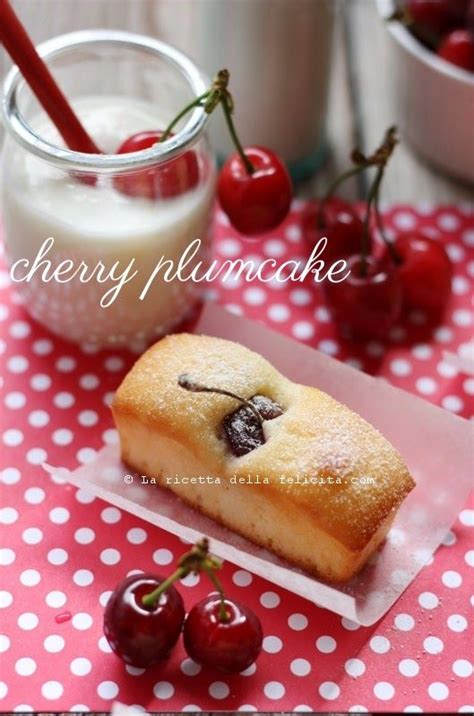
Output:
1 0 473 204
1 202 473 712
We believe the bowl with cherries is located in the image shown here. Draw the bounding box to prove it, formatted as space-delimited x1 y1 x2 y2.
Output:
377 0 474 182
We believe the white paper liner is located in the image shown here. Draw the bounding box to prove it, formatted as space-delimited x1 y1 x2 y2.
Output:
44 303 473 626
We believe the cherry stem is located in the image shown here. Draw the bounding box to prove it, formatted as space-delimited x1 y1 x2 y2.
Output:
141 537 225 609
0 1 101 154
160 91 211 143
360 164 384 277
178 374 263 426
202 565 231 622
219 91 255 175
373 181 402 266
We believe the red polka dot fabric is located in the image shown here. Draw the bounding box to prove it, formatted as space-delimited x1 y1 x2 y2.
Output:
1 204 473 712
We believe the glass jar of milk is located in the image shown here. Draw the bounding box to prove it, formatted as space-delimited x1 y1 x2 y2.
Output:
1 31 216 348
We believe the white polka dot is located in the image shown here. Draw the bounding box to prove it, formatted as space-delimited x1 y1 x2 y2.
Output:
73 569 94 587
446 243 465 262
26 448 47 465
434 326 453 343
47 548 68 565
33 338 53 355
315 306 330 322
75 489 95 504
52 428 73 445
13 706 34 713
374 681 395 700
78 409 99 427
447 614 467 632
5 391 27 409
180 658 201 676
22 527 42 544
77 447 97 464
74 527 95 544
424 636 444 654
288 613 308 630
125 665 146 676
243 287 266 306
7 355 29 373
0 635 10 652
403 706 423 713
103 428 119 444
0 548 15 566
428 682 449 701
267 303 290 322
98 635 112 653
79 374 100 390
219 238 241 257
152 681 175 699
180 571 200 587
30 373 52 391
183 705 202 712
453 276 469 295
290 288 311 306
69 706 90 713
49 507 70 525
316 635 337 653
318 339 339 356
153 548 173 565
72 612 93 630
399 658 419 677
412 344 433 360
452 309 471 327
0 591 13 608
349 706 368 713
390 358 412 376
418 591 439 609
1 467 21 484
97 681 119 699
344 658 365 678
453 659 472 677
394 211 416 230
293 706 314 713
465 550 474 567
463 378 474 396
290 658 311 676
100 548 121 565
104 356 124 372
20 569 41 587
264 681 285 700
438 213 460 231
459 509 474 526
3 429 24 446
394 613 415 631
70 657 92 676
263 635 282 653
41 680 64 700
260 591 280 608
264 239 286 257
28 409 50 427
56 356 76 372
442 570 462 588
53 391 75 408
18 612 39 630
24 487 45 505
442 395 464 412
45 591 66 608
341 617 360 631
416 377 437 394
292 321 314 340
15 657 37 676
43 634 65 653
319 681 340 700
370 635 390 654
232 570 253 587
126 527 147 544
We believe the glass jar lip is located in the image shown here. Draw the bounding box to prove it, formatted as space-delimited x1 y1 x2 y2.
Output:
1 29 211 174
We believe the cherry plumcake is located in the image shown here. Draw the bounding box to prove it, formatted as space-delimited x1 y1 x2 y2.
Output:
112 334 415 582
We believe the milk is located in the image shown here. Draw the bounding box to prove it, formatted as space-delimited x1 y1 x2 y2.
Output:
2 96 215 347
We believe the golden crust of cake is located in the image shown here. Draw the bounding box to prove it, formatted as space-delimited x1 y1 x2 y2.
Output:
112 333 415 557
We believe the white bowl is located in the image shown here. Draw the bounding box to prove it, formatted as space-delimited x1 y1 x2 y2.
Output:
376 0 474 184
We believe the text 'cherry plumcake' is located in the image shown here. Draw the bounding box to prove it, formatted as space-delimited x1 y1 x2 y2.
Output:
112 334 415 583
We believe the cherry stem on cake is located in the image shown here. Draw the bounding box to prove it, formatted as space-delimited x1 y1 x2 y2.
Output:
0 1 101 154
159 69 255 175
141 538 227 613
178 374 264 426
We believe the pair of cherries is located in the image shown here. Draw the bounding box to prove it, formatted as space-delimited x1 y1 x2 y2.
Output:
302 197 452 339
103 538 263 672
398 0 474 72
114 69 292 237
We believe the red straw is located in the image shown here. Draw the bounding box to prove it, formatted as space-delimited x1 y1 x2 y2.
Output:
0 1 101 154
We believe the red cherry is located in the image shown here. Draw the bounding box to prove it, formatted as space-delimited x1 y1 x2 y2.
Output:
114 131 199 199
103 573 185 667
325 255 402 339
407 0 465 40
217 146 292 235
438 29 474 71
183 593 263 673
302 198 366 264
390 233 452 316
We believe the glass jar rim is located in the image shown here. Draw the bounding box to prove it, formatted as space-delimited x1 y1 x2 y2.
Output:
1 29 211 174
